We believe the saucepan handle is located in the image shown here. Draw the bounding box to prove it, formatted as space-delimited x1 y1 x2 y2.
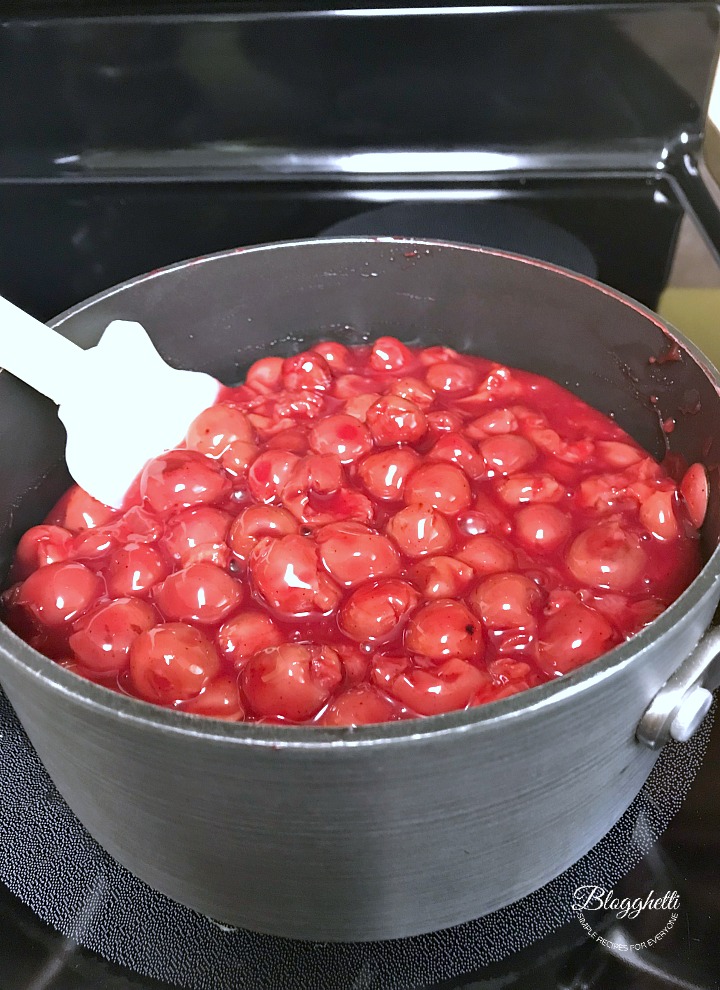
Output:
636 624 720 749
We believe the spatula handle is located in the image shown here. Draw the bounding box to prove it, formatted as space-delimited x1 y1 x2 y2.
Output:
0 294 83 405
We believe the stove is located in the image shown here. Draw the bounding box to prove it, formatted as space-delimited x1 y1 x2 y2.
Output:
2 3 720 988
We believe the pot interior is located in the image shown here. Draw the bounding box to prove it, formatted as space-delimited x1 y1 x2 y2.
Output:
1 238 719 586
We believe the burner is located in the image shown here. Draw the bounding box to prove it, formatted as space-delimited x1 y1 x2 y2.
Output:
0 690 714 990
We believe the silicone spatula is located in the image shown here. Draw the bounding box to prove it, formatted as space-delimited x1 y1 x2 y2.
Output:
0 295 220 509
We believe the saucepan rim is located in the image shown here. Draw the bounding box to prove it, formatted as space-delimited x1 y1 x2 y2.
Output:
1 235 719 749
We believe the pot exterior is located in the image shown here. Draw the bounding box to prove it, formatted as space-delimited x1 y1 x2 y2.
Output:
1 239 719 941
0 592 715 942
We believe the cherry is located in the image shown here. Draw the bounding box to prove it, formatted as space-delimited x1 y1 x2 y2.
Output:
216 609 284 667
319 684 399 726
387 377 436 408
386 504 453 557
468 408 519 437
418 345 460 366
410 555 474 599
46 485 116 532
537 601 617 675
281 351 333 391
141 450 231 515
220 440 259 479
311 340 351 372
186 404 254 457
680 463 708 529
18 561 103 627
339 579 420 642
369 336 413 373
639 489 680 541
428 433 486 479
69 598 157 673
376 655 484 716
130 623 220 704
404 462 471 515
496 473 565 506
358 448 421 501
245 356 283 394
425 362 477 393
456 534 516 574
162 507 232 566
106 544 168 597
155 562 243 624
247 450 300 504
228 504 298 561
242 643 343 721
14 525 72 578
366 395 426 447
480 435 537 476
405 600 484 660
342 391 382 420
317 521 400 587
179 673 245 721
425 410 464 437
265 428 309 456
514 505 571 553
309 414 373 464
566 522 646 591
250 534 341 615
469 572 543 628
596 440 644 469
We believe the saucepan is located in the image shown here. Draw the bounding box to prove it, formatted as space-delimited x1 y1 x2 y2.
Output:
0 237 719 942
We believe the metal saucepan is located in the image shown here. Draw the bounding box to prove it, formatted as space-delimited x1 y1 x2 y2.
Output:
0 238 719 942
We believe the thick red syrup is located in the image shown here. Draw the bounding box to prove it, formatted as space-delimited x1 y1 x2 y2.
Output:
0 338 708 726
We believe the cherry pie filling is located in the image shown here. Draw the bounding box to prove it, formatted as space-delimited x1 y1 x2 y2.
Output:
0 338 707 726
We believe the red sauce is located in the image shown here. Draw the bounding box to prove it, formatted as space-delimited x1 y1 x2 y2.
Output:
0 338 707 726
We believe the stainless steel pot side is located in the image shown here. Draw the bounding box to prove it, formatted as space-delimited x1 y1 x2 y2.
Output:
1 239 719 943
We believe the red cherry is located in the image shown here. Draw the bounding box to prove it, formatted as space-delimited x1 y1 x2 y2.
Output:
247 449 300 504
220 440 259 479
18 561 103 627
68 527 117 562
639 489 680 541
228 504 298 562
14 525 72 578
111 505 163 544
385 504 453 557
537 601 618 675
404 462 471 515
216 609 284 667
596 440 644 469
428 433 486 479
496 473 565 506
410 555 474 598
456 534 516 574
242 643 343 721
155 561 243 624
425 362 477 393
141 450 231 515
186 404 254 457
680 463 708 529
179 673 246 721
377 655 484 716
309 414 373 464
319 684 399 726
245 356 283 394
106 544 168 596
467 407 519 437
69 598 157 673
366 395 427 446
316 521 400 587
281 351 333 391
162 507 232 566
311 340 351 372
566 522 646 591
515 505 572 553
339 579 420 642
358 448 421 501
369 336 413 373
342 391 382 420
46 485 116 533
387 377 436 408
265 428 310 456
469 572 543 628
130 623 220 704
425 410 465 438
480 435 537 476
418 345 460 366
250 534 341 615
405 599 484 660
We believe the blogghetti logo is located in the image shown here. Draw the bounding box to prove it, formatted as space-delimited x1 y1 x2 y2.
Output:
572 885 680 952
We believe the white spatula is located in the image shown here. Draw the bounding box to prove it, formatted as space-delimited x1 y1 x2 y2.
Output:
0 295 220 509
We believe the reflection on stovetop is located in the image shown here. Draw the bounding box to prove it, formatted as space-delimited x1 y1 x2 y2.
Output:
1 720 719 990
